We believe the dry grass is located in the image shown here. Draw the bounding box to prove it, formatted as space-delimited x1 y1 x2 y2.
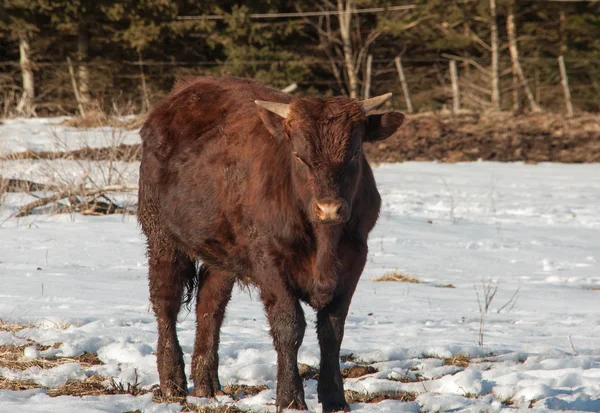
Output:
587 286 600 291
372 271 420 283
48 375 110 397
224 383 268 399
0 376 40 391
2 144 141 162
344 389 417 404
60 112 146 131
340 353 357 363
0 319 32 333
443 354 471 368
0 344 103 371
181 404 246 413
388 372 424 383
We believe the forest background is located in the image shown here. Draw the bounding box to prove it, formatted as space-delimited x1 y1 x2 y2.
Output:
1 0 599 118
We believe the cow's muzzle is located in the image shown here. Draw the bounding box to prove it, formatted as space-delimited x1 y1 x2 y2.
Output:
311 197 349 224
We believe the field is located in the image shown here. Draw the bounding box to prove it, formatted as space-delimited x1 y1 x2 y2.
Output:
0 118 599 413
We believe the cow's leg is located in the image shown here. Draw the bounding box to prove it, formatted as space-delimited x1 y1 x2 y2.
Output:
148 245 195 397
190 265 235 397
260 279 308 411
317 240 367 413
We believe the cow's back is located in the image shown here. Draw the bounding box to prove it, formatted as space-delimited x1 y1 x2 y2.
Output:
140 76 290 166
138 77 292 268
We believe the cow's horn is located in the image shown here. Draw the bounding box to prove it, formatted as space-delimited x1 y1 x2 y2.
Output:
255 100 290 118
359 93 392 112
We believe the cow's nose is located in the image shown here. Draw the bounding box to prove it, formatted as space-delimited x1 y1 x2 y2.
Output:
312 198 348 223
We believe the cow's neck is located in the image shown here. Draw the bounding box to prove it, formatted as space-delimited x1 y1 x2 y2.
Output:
312 223 343 287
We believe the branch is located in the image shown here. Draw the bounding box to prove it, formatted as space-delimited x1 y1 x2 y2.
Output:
16 185 138 217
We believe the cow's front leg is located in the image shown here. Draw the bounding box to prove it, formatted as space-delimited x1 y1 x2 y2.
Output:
260 280 308 411
317 240 367 412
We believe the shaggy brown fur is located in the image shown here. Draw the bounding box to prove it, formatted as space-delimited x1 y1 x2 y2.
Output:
138 76 404 412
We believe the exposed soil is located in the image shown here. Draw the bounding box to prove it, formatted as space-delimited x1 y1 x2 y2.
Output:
364 112 600 163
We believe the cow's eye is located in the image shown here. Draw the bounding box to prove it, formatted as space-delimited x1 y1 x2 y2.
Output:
293 152 307 166
352 149 361 159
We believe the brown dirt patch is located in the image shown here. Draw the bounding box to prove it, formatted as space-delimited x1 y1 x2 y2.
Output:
341 365 378 379
298 363 319 381
443 354 471 368
372 272 420 283
224 383 269 399
344 389 417 403
364 112 600 163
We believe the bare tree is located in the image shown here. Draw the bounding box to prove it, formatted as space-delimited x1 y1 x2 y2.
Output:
489 0 500 110
506 0 541 112
17 33 35 116
338 0 358 98
299 1 380 98
77 23 91 108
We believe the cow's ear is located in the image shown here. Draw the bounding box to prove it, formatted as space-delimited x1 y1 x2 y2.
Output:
256 100 289 141
257 107 287 140
364 111 405 142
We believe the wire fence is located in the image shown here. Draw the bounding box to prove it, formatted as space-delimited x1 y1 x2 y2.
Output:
1 55 599 117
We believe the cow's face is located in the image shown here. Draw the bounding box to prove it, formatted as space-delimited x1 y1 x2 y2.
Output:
256 95 404 225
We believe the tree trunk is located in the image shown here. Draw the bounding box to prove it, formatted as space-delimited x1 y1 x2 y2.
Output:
490 0 500 110
18 34 35 116
558 56 574 117
77 24 91 107
489 0 500 110
364 54 372 99
507 0 541 113
338 0 358 99
559 8 567 55
449 60 460 114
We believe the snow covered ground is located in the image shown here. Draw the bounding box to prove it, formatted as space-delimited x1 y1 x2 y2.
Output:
0 118 599 412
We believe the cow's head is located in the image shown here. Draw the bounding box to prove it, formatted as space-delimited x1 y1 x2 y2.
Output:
256 94 404 225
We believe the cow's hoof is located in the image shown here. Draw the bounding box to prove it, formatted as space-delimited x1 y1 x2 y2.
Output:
277 399 308 411
190 387 224 398
322 401 351 412
158 384 187 399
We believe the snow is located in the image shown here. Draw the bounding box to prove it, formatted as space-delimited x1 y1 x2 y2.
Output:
0 117 140 155
1 118 600 412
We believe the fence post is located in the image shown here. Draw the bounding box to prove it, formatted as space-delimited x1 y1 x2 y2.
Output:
449 60 460 114
394 56 414 113
364 54 373 99
66 57 86 117
138 52 151 112
558 56 574 117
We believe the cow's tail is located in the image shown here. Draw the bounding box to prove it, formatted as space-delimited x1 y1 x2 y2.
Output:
181 261 208 310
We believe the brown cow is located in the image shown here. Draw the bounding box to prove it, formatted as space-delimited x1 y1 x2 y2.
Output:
138 76 404 412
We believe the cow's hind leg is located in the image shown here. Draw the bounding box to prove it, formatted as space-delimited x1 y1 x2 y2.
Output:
148 241 195 397
191 265 235 397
